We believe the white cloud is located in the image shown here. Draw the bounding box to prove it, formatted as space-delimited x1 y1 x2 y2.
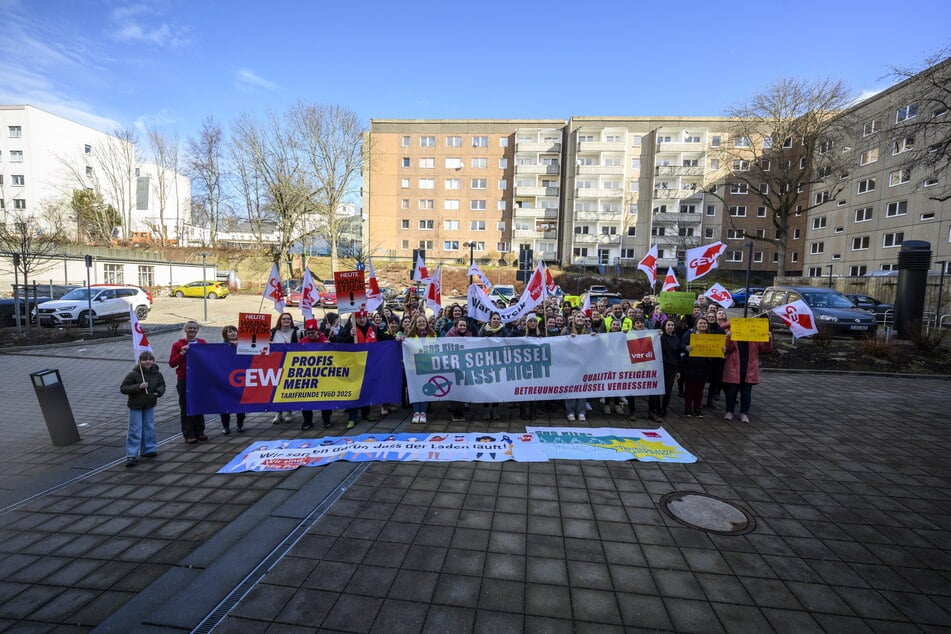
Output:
108 3 189 48
235 69 281 93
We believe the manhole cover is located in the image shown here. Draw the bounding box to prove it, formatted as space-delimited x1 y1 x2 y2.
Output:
659 491 755 535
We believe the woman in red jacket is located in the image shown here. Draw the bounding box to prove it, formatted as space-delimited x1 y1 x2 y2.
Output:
168 320 207 443
721 321 773 424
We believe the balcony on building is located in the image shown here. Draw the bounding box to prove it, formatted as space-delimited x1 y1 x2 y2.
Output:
514 229 558 240
578 140 624 152
656 141 703 153
515 185 559 197
577 164 624 175
655 165 705 177
515 163 560 175
517 140 561 153
576 187 624 199
515 206 558 219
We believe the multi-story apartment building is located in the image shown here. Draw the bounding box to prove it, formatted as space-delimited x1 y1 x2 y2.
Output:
804 60 951 277
0 105 190 243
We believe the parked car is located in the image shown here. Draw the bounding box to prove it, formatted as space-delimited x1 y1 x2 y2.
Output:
729 286 766 307
747 292 764 311
318 283 337 308
845 294 895 323
92 283 153 305
286 281 327 307
579 292 624 310
0 296 51 327
759 286 877 337
487 284 517 305
35 286 151 327
171 280 230 299
12 284 81 300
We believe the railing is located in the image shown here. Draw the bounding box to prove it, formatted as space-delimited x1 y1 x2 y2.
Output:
655 165 705 177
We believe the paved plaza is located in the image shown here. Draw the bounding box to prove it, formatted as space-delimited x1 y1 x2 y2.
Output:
0 326 948 632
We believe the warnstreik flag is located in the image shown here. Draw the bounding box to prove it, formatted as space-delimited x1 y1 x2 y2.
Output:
412 252 430 282
299 268 318 321
662 267 679 292
366 259 383 313
638 245 658 286
264 263 286 313
424 265 442 314
130 305 153 358
467 263 492 291
685 241 727 282
771 300 819 338
705 283 734 309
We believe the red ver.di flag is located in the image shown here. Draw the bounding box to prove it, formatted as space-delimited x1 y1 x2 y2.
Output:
334 270 367 313
299 268 318 321
237 312 272 355
638 245 658 286
771 300 819 338
365 259 383 313
704 283 734 309
685 241 727 282
264 263 285 313
662 267 679 292
129 305 152 358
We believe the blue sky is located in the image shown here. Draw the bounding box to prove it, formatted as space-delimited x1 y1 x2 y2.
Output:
1 0 949 140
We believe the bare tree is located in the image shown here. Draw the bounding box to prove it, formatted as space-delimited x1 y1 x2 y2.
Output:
94 127 140 241
147 126 181 245
291 102 366 273
0 210 66 293
232 110 311 269
707 77 853 276
187 117 227 246
887 46 951 201
230 133 272 243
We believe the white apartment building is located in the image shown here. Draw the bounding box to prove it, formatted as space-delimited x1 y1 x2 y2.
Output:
0 105 190 243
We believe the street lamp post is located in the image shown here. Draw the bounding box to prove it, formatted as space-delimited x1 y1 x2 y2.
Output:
743 241 753 318
199 252 209 322
826 264 834 289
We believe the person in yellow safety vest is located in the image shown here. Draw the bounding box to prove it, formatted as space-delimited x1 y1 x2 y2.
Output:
603 304 632 333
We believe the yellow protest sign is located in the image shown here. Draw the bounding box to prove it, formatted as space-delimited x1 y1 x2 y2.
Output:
728 318 770 342
688 333 725 358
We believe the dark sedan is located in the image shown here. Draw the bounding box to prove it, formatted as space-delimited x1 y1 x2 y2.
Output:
845 294 895 323
760 286 878 337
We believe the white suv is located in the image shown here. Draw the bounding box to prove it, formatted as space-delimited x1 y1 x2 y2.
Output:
36 286 150 327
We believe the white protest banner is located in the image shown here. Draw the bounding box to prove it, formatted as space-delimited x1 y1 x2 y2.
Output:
402 330 664 403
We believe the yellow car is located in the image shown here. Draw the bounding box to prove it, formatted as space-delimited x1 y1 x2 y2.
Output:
171 280 230 299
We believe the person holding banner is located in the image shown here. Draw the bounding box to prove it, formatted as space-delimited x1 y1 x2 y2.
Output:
269 313 300 424
478 312 508 420
168 321 207 443
406 314 438 424
679 317 712 418
120 351 165 467
218 325 246 434
298 320 334 430
649 318 682 422
722 322 773 424
563 312 591 421
336 310 382 429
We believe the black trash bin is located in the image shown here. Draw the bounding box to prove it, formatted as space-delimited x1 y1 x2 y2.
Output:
30 369 81 446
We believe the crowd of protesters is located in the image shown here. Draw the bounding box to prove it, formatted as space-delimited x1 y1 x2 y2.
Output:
151 289 771 448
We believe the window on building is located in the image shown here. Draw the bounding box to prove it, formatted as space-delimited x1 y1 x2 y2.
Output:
704 228 714 238
921 212 935 220
13 198 27 209
499 158 508 169
419 178 434 189
418 220 434 230
472 136 488 147
819 139 834 154
726 251 743 262
10 150 23 162
893 137 915 154
138 265 154 287
401 240 409 249
883 232 904 248
924 175 939 187
710 135 721 147
859 148 879 165
854 207 872 222
420 136 435 147
886 200 908 217
857 178 876 194
849 265 868 276
84 144 92 155
470 157 487 169
444 199 460 210
400 199 410 209
627 226 636 236
896 102 918 122
727 229 744 239
762 137 773 149
444 240 459 251
888 169 911 186
445 178 460 189
812 216 827 230
575 225 590 234
85 166 93 176
621 248 636 258
730 182 748 194
601 225 617 236
8 125 21 138
103 264 123 284
401 157 410 167
498 179 507 190
419 158 434 168
753 251 764 263
12 175 24 186
418 199 434 210
756 206 767 218
470 220 485 231
709 159 720 170
728 206 747 217
863 119 881 136
400 178 409 188
810 242 825 255
446 136 462 147
470 200 486 210
401 136 411 147
851 236 870 250
471 179 486 189
733 136 751 148
706 205 717 216
418 240 434 250
498 200 507 210
401 219 410 229
732 160 750 171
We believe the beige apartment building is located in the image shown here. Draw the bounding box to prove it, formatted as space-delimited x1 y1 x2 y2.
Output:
804 60 951 277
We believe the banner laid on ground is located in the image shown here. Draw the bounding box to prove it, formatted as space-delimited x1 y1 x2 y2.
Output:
186 342 403 414
402 331 665 403
217 427 697 472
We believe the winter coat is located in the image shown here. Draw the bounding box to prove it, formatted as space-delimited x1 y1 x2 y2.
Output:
679 330 712 378
169 338 207 380
120 363 166 409
722 333 773 385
